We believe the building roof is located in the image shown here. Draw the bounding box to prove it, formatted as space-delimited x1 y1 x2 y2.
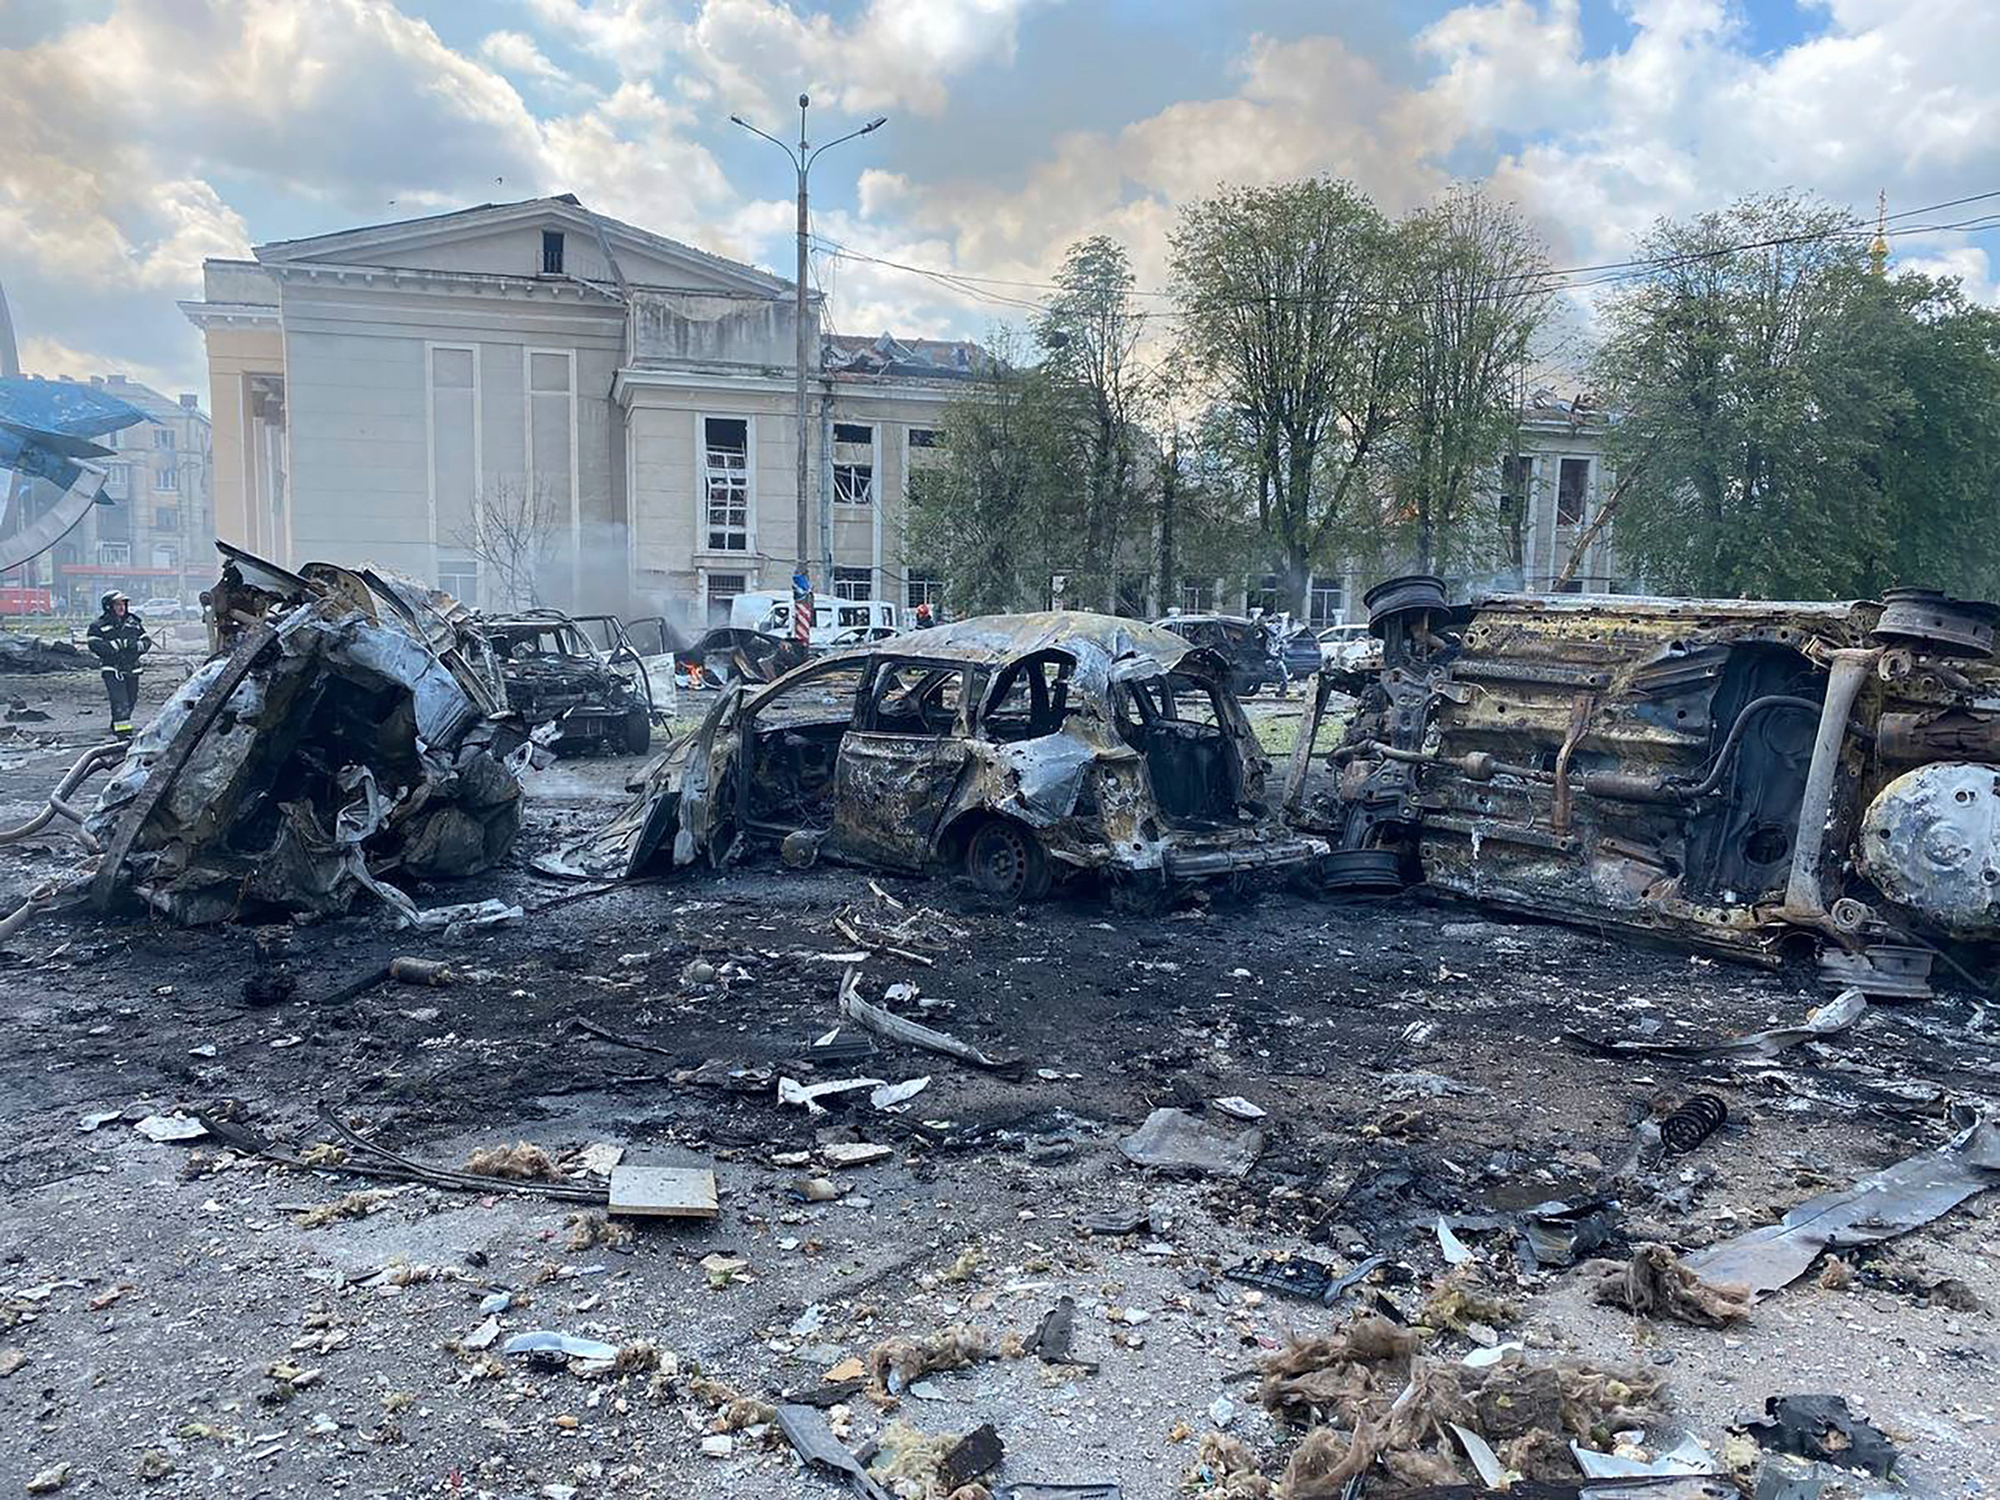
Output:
86 375 208 427
255 194 793 300
824 332 988 383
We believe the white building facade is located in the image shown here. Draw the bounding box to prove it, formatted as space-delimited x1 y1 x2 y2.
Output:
181 196 971 628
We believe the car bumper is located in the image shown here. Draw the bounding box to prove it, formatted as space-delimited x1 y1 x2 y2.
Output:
1163 833 1330 879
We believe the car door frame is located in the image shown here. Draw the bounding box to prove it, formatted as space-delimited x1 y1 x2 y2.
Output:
830 653 974 871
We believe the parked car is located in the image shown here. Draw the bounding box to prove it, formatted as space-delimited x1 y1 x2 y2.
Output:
1267 619 1324 690
472 610 654 756
138 597 186 620
552 612 1327 899
1152 614 1277 696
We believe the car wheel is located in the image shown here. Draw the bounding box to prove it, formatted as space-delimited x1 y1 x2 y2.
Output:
623 708 652 755
965 819 1051 902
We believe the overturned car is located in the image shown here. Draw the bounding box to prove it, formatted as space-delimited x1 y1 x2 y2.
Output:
1289 575 2000 992
552 612 1326 898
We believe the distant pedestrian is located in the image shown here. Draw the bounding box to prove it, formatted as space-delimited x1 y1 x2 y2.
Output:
914 601 934 629
86 590 149 737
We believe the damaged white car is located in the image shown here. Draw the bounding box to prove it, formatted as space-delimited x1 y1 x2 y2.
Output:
551 612 1326 900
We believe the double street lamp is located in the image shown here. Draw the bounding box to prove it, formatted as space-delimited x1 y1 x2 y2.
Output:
730 96 886 590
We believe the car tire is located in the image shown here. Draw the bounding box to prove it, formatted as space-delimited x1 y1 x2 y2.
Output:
965 819 1052 903
623 708 652 756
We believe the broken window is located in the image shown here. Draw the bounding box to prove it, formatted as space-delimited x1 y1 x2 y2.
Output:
705 571 745 626
861 660 965 736
150 543 177 570
908 426 941 448
1500 454 1532 567
832 422 874 506
703 418 750 551
906 572 944 610
542 230 565 275
1556 457 1590 527
832 566 872 601
1309 576 1344 628
981 651 1078 743
1178 577 1216 613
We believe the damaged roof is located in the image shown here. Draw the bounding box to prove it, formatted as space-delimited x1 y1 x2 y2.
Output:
823 332 989 382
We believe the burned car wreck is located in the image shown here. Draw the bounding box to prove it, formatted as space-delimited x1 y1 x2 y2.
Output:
1290 574 2000 992
80 547 526 926
474 610 656 757
552 612 1326 898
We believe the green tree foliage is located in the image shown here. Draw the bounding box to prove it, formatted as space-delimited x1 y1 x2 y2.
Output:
1595 192 2000 599
1169 178 1407 615
901 330 1072 617
1852 274 2000 599
1033 235 1150 611
1386 187 1554 577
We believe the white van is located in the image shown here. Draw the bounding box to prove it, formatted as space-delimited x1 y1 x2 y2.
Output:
729 591 902 646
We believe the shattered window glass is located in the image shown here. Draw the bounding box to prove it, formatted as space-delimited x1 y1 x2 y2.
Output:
703 417 750 551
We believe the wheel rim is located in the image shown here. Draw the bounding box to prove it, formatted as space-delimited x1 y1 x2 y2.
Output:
971 824 1028 899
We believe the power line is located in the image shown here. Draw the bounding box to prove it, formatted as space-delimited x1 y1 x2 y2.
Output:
808 186 2000 314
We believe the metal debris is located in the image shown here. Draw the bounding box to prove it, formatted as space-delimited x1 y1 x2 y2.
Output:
1687 1116 2000 1297
1118 1107 1263 1178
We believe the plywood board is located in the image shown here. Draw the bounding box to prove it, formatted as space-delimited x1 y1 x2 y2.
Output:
609 1163 718 1219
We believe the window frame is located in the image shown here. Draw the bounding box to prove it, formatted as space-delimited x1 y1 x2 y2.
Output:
698 414 755 555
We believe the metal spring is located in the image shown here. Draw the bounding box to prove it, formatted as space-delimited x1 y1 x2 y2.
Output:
1659 1092 1728 1153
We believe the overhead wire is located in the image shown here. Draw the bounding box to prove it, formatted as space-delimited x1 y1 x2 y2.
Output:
806 186 2000 317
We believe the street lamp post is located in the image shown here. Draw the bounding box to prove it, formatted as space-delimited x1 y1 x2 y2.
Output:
730 96 885 592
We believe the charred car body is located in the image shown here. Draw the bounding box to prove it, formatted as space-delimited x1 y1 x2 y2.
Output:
1290 574 2000 992
475 610 656 756
84 545 525 925
554 612 1326 898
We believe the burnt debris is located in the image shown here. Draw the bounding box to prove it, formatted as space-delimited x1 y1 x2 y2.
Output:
79 544 526 924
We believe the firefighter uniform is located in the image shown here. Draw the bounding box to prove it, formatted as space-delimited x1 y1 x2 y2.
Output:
86 592 149 737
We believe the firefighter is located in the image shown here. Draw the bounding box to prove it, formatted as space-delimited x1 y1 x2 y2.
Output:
87 590 150 738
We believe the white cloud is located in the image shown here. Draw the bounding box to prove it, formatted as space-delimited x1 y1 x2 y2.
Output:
479 29 581 92
685 0 1049 118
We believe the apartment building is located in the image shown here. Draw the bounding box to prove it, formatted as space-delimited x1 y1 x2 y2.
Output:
35 375 212 610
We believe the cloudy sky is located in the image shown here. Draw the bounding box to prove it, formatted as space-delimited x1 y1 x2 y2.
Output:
3 0 1997 401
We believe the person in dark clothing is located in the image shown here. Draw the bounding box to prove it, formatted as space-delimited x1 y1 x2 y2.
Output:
86 590 149 737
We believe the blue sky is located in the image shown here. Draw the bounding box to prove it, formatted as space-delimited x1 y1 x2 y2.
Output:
3 0 1996 399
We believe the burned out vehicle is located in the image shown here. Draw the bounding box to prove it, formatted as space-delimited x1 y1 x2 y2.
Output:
474 610 655 756
1288 574 2000 993
1155 613 1281 696
78 545 526 926
553 612 1327 898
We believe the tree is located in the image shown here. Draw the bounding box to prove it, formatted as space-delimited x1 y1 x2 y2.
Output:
1850 273 2000 599
1387 186 1555 578
1034 236 1150 611
902 331 1072 616
1592 194 1901 597
1169 178 1409 615
449 476 565 609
